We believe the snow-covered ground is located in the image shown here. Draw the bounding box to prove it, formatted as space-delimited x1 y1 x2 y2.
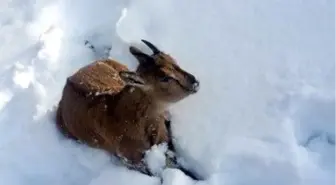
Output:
0 0 334 184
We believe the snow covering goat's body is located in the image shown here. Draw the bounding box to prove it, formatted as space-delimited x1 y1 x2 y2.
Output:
56 40 200 177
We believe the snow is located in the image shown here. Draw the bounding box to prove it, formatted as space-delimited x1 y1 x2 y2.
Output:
144 143 168 176
0 0 334 185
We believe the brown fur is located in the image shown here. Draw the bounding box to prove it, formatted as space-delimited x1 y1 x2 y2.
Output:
56 40 199 175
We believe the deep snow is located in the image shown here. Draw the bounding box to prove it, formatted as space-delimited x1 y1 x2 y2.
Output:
0 0 334 185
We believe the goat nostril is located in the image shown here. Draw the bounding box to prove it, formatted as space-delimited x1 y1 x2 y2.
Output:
185 75 199 93
192 80 200 92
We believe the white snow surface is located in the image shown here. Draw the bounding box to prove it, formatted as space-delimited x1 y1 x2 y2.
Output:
0 0 334 185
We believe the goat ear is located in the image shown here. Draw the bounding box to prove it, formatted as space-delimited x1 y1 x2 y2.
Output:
141 39 160 55
129 46 155 66
119 71 145 87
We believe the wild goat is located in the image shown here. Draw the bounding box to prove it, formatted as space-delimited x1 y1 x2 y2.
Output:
56 40 200 179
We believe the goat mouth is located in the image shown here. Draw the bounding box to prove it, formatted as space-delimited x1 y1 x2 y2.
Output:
186 85 199 94
176 81 199 94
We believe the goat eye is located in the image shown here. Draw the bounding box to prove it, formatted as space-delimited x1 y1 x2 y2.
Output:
160 76 171 82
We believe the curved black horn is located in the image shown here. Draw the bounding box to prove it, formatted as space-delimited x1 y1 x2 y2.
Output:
141 39 160 54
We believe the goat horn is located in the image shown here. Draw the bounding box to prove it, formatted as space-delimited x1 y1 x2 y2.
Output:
141 39 160 54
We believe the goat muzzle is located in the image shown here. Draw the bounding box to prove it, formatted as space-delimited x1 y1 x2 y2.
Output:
191 79 200 93
183 73 200 93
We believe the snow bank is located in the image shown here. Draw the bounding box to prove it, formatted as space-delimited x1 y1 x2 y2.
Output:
0 0 334 185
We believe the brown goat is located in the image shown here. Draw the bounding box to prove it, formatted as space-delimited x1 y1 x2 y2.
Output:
56 40 200 178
